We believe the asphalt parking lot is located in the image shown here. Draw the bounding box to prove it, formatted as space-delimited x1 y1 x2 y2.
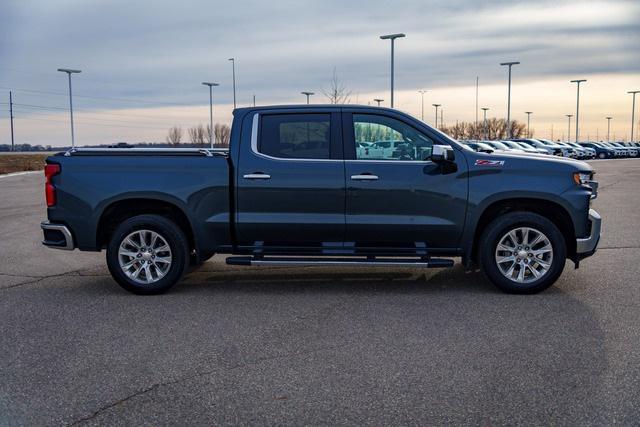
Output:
1 159 639 425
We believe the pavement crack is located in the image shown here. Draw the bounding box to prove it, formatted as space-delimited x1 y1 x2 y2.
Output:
0 270 84 290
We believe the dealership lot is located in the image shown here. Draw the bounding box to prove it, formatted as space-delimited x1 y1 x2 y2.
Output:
1 159 639 425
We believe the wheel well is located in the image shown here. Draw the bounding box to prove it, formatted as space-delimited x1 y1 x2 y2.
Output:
96 199 196 253
471 198 576 262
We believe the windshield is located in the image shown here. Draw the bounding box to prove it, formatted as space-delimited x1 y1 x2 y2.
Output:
487 141 509 150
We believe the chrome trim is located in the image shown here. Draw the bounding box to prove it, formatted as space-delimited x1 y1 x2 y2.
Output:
350 174 379 180
243 173 271 180
576 209 602 254
41 221 74 250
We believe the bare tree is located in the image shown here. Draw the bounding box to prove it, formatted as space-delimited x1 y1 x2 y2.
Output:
188 124 207 146
212 123 231 147
322 67 351 104
440 119 530 140
166 126 183 145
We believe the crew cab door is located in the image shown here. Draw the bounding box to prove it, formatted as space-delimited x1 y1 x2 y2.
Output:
236 109 345 250
343 110 468 253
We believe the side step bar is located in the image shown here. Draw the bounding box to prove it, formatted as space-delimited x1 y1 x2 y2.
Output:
225 256 454 268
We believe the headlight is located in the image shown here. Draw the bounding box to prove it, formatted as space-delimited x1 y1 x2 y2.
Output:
573 171 593 185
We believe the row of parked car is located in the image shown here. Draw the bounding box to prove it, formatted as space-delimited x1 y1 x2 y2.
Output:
462 138 640 160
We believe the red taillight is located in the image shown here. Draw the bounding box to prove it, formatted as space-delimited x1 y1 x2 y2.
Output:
44 164 60 207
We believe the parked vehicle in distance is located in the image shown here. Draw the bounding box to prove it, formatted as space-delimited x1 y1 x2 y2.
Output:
580 142 616 159
511 138 563 156
41 105 601 295
501 141 540 154
557 142 588 159
537 139 577 158
464 141 495 153
512 141 549 155
600 142 626 157
566 142 596 159
610 142 638 157
483 140 526 153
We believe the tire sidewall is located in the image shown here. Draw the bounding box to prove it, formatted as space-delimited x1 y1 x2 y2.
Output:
480 212 567 294
106 215 188 295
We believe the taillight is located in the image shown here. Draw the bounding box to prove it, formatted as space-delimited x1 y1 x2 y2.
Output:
44 163 60 207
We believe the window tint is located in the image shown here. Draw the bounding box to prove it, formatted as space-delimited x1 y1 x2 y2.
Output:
259 114 331 159
353 114 433 161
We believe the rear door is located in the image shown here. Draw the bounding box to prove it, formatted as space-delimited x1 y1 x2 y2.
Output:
343 110 468 253
236 109 345 251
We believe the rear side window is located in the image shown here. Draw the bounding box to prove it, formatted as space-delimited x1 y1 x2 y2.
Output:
259 114 331 159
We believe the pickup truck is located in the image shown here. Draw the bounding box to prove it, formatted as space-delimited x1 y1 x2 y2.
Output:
41 105 601 295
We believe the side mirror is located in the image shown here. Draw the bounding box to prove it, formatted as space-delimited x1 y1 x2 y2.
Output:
431 145 455 162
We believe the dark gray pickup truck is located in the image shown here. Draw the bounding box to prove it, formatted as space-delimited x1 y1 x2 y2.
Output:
41 105 601 294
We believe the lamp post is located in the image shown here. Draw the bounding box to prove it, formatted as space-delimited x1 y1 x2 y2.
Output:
481 107 489 140
525 111 533 138
500 61 520 138
301 91 314 104
228 58 236 109
57 68 81 148
571 79 586 143
373 98 384 107
202 82 219 149
606 116 612 142
418 89 427 121
629 91 640 143
380 33 405 108
565 114 573 144
432 104 441 128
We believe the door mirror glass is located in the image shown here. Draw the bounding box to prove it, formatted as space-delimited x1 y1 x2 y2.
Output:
431 145 455 162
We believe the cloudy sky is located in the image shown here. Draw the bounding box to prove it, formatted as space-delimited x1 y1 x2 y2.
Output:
1 0 639 146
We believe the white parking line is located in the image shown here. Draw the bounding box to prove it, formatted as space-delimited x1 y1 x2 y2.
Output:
0 171 40 179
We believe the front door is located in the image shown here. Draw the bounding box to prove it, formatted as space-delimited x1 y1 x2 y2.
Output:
343 110 468 253
236 110 345 251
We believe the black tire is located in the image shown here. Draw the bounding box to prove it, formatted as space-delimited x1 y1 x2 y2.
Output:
598 152 606 159
479 212 566 294
106 214 189 295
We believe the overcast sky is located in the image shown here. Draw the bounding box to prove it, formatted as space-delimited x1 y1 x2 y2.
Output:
1 0 639 146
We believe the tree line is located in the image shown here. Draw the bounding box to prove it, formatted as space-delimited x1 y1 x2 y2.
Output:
165 123 231 147
440 118 530 140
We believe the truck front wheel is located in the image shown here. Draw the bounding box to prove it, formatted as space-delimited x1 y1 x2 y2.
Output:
479 212 566 294
106 214 189 295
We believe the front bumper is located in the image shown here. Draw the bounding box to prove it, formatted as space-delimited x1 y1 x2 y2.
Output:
41 221 75 250
576 209 601 255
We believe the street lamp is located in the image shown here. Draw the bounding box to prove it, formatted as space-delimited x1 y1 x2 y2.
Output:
571 79 587 143
565 114 573 144
481 107 489 140
57 68 81 148
606 116 612 142
301 91 314 104
380 33 406 108
202 82 219 149
525 111 533 138
629 90 640 143
373 98 384 107
228 58 236 109
432 104 441 128
418 89 427 121
500 61 520 138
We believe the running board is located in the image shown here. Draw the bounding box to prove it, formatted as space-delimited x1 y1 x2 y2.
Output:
225 256 454 268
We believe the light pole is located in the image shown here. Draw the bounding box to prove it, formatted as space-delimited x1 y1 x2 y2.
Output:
202 82 219 149
606 116 612 142
380 33 405 108
374 98 384 107
629 91 640 143
500 61 520 138
418 89 427 121
57 68 81 148
525 111 533 138
228 58 236 109
432 104 441 128
565 114 573 143
481 107 489 140
571 79 586 143
301 91 314 104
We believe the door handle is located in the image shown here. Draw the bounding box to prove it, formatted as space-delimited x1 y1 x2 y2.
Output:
243 173 271 180
350 174 379 181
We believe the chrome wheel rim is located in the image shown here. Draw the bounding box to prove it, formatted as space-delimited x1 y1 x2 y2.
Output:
118 230 172 285
495 227 553 284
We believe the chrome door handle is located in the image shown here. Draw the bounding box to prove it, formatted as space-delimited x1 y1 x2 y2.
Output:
243 173 271 180
350 174 379 181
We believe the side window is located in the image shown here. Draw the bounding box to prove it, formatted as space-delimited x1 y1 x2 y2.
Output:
353 114 433 161
259 114 331 159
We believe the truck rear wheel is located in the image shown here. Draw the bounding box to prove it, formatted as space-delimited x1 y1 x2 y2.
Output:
479 212 566 294
106 214 189 295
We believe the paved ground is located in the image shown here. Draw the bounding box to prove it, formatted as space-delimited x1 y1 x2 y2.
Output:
1 159 639 425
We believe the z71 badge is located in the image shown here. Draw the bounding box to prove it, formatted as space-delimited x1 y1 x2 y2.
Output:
475 159 505 166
